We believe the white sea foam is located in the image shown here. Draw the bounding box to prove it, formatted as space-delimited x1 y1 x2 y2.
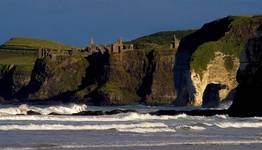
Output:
0 104 87 115
218 100 233 109
0 104 189 122
215 122 262 128
0 104 27 115
254 117 262 120
177 125 206 131
117 127 176 133
0 122 174 133
119 112 187 121
214 115 228 119
0 112 188 122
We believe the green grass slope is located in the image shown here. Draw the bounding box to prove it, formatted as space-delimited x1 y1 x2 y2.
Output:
128 30 196 50
0 37 80 51
0 37 80 66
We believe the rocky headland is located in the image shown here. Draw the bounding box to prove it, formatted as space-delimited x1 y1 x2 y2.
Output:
0 15 262 117
174 16 262 107
0 31 192 105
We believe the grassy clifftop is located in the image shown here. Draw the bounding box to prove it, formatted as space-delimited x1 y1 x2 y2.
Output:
0 37 81 69
0 37 79 51
128 30 195 50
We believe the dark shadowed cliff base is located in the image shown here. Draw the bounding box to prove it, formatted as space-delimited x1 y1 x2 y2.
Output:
229 25 262 117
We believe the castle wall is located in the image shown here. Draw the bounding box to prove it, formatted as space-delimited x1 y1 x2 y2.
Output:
38 48 88 60
86 39 134 54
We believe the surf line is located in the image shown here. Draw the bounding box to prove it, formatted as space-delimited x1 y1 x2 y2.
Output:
39 140 262 149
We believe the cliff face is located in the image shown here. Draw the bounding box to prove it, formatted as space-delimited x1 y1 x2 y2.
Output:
81 50 176 105
174 16 262 107
0 56 88 102
229 26 262 117
0 49 176 105
0 65 31 101
25 57 88 100
190 52 239 106
148 50 176 104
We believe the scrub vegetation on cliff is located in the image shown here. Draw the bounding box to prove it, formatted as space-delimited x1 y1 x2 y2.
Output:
190 16 262 76
174 15 262 106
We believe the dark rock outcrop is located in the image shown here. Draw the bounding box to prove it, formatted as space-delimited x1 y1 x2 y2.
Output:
150 109 228 116
174 16 262 106
0 65 16 99
202 83 227 108
105 109 137 115
72 109 137 116
16 59 48 100
173 16 233 106
27 110 41 115
72 111 105 116
229 26 262 117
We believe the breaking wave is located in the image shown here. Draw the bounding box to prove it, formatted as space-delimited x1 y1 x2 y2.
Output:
214 114 228 119
117 127 176 133
218 100 233 109
0 112 188 122
1 104 262 135
0 104 87 115
0 122 175 133
176 125 206 131
215 122 262 128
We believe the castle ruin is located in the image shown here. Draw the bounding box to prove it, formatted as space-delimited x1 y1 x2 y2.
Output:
38 48 88 61
38 38 134 60
85 38 134 54
170 34 180 49
38 34 178 60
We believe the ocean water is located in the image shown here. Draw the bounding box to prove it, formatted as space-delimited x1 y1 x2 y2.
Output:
0 104 261 150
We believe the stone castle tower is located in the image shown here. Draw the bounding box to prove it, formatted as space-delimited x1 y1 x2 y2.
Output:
170 34 180 49
85 37 134 54
89 38 97 52
111 38 124 53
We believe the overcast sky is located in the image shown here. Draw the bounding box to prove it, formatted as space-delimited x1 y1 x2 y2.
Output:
0 0 262 47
